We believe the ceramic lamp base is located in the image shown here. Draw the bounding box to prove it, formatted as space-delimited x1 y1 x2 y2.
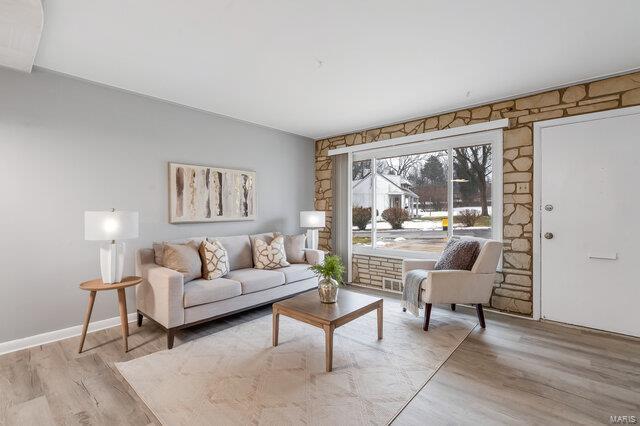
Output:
100 242 125 284
306 229 319 250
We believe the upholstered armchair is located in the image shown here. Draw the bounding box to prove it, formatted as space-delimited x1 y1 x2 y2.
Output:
402 236 502 331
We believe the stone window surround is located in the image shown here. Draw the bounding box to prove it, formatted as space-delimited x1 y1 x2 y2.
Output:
315 71 640 317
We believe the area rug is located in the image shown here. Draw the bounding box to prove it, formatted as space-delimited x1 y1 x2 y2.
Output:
116 299 476 425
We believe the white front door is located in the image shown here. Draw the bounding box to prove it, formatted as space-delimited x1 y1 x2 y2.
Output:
538 108 640 337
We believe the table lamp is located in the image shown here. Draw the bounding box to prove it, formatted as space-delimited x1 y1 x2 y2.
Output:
85 209 139 284
300 211 325 250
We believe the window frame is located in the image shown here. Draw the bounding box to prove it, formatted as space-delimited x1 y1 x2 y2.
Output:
350 129 503 260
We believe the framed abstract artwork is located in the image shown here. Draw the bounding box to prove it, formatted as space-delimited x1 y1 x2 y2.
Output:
169 162 256 223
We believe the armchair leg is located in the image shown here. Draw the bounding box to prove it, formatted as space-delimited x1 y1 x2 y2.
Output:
167 330 175 349
137 312 143 327
402 308 406 312
423 303 432 331
476 304 486 328
450 304 456 311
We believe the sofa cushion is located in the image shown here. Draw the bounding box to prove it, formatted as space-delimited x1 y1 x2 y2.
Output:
225 268 285 294
284 234 307 264
153 237 207 265
435 238 480 271
252 235 290 270
199 240 230 279
275 264 315 284
162 241 202 283
213 235 253 270
183 278 242 308
250 232 278 244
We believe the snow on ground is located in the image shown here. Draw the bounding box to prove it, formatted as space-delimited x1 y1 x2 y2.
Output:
417 206 493 217
359 221 490 231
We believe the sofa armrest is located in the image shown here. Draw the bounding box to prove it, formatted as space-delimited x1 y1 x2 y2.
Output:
402 259 437 278
304 249 325 265
422 270 495 305
136 263 185 329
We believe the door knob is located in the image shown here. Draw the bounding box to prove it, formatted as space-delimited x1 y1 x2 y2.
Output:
544 232 554 239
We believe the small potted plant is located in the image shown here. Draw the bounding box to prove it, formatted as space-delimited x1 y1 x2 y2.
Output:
309 255 345 303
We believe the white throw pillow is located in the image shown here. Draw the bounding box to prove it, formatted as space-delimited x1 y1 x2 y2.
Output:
252 235 290 269
284 234 307 263
199 240 230 279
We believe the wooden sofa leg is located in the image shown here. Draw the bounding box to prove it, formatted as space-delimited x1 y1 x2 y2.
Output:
476 304 486 328
423 303 432 331
137 312 143 327
167 330 175 349
450 304 456 311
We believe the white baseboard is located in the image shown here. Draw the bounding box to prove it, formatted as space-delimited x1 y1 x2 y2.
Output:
0 312 138 356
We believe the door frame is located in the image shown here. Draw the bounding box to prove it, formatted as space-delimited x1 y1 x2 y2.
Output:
532 105 640 320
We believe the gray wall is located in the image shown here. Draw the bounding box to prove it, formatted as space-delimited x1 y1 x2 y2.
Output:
0 67 315 343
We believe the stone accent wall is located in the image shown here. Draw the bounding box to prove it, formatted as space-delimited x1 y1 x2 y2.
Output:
352 255 403 290
315 72 640 316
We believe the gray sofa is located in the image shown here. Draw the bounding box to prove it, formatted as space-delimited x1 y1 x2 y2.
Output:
135 232 324 348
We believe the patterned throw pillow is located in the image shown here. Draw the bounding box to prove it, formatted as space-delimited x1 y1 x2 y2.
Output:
434 238 480 271
199 240 230 279
252 235 290 269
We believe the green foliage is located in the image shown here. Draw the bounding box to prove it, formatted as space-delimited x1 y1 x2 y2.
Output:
309 255 345 284
382 207 410 229
352 206 372 230
421 155 447 185
352 236 372 245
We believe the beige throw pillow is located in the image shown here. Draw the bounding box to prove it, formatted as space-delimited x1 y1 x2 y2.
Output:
153 242 165 265
253 235 290 270
199 240 230 280
162 241 202 283
284 234 306 263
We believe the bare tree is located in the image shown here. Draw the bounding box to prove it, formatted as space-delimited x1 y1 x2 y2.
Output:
454 145 492 216
352 160 371 180
379 154 426 177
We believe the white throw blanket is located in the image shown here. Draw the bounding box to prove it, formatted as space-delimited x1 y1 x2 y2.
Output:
401 269 429 317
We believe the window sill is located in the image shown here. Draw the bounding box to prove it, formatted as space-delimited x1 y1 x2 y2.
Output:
352 246 440 260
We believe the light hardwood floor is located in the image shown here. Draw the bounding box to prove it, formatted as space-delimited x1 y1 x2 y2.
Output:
1 290 638 425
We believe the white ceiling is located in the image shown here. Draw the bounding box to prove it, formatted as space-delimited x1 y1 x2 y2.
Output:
35 0 640 139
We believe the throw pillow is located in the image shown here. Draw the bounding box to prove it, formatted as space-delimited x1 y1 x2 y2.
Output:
284 234 307 263
199 240 230 280
162 241 202 283
153 242 164 265
252 235 290 269
250 232 280 244
434 238 480 271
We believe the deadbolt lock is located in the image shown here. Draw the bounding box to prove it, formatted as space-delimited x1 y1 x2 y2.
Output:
544 232 554 239
544 204 553 211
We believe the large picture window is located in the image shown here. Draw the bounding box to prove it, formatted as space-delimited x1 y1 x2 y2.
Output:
349 130 502 259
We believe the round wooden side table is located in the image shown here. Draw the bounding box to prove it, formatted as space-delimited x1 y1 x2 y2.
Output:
78 276 142 354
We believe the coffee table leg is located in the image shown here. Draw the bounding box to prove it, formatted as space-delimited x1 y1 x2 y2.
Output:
377 302 383 340
78 291 97 353
117 288 129 352
272 307 279 347
323 324 334 372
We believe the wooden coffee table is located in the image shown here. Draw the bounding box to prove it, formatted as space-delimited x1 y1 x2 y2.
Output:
272 290 383 372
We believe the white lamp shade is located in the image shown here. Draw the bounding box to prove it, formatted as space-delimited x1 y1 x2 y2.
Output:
85 211 139 241
300 211 325 229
